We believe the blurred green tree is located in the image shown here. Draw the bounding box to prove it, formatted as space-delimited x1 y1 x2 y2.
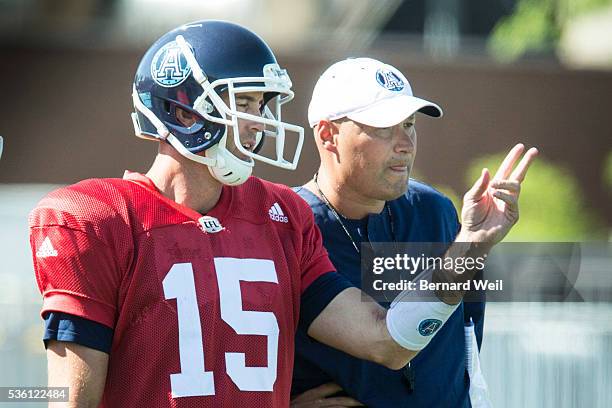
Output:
466 152 604 240
489 0 612 62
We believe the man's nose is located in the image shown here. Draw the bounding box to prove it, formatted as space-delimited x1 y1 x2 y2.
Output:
240 106 265 133
249 118 265 134
394 125 416 154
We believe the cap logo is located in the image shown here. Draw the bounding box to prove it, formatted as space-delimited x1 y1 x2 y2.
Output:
376 69 404 92
151 41 192 88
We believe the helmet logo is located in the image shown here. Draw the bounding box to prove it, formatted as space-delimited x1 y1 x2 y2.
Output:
375 69 404 92
151 41 192 88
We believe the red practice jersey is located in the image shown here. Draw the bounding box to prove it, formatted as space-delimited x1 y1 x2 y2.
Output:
29 172 335 407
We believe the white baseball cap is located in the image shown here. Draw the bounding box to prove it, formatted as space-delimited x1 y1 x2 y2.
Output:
308 57 442 128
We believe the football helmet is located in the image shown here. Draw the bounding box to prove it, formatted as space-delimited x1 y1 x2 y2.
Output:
131 20 304 185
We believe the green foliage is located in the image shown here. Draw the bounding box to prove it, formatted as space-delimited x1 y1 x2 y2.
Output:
566 0 612 16
466 153 603 241
489 0 558 62
488 0 612 62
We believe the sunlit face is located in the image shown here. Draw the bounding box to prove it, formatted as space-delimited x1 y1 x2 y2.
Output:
335 115 417 201
176 91 265 161
223 91 265 161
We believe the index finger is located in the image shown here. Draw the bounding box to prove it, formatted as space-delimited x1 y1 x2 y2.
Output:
510 147 539 182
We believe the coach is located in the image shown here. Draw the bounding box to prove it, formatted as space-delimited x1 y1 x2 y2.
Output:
291 57 536 407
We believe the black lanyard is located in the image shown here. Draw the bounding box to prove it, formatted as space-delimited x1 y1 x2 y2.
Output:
312 173 414 393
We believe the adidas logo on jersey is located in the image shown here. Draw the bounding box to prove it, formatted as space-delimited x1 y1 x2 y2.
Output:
36 237 58 258
269 202 288 223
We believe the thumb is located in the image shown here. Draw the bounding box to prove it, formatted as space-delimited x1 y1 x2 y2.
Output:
465 168 490 201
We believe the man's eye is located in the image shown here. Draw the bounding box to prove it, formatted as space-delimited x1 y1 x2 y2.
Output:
403 122 414 129
376 127 392 136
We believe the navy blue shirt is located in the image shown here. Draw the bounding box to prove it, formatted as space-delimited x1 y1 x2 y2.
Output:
292 180 485 407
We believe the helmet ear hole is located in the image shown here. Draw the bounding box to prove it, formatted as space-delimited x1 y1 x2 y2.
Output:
175 106 197 128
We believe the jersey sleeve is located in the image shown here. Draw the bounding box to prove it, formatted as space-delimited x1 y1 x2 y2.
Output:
30 224 121 329
297 199 337 293
29 185 132 329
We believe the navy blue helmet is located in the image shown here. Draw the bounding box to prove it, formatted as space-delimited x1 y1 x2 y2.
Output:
131 20 304 185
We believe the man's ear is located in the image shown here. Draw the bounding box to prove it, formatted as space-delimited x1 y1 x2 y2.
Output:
315 120 339 153
176 107 196 127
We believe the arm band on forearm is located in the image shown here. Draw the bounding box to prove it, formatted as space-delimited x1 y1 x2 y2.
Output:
385 268 460 351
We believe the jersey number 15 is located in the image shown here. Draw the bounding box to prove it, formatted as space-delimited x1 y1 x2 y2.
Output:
163 258 279 398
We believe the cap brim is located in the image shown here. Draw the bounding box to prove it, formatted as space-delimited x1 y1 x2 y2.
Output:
347 95 442 128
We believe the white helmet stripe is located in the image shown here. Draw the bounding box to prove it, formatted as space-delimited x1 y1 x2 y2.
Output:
176 35 208 86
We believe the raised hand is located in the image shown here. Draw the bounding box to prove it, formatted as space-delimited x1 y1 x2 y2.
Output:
458 143 538 249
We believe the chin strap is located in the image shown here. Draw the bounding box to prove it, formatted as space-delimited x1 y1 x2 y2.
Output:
206 141 253 186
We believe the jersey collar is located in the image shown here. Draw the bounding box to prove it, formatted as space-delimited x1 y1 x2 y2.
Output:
122 170 234 222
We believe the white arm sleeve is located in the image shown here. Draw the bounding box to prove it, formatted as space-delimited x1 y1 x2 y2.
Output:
385 268 460 351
